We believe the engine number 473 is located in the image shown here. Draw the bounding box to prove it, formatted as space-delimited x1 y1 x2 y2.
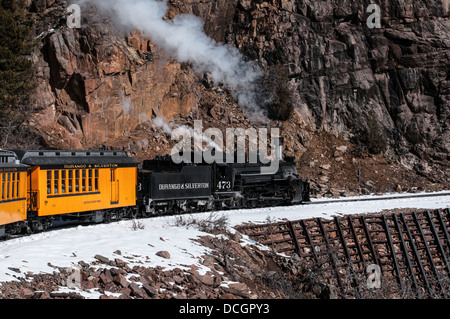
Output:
216 180 231 190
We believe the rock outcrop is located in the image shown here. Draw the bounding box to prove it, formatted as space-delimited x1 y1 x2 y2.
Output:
224 0 449 163
28 1 199 149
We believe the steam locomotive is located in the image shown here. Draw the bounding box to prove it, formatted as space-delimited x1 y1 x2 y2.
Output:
0 143 310 238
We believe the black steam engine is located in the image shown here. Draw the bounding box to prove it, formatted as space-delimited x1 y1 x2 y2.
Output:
137 142 310 216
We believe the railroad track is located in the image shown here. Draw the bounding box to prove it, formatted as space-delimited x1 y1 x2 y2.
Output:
2 191 448 243
236 208 450 298
306 191 450 206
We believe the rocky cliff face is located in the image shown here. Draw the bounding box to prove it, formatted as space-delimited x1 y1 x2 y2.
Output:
28 0 200 149
175 0 449 161
24 0 449 191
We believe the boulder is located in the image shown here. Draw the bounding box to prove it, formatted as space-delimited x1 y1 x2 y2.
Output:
113 274 130 288
156 251 171 259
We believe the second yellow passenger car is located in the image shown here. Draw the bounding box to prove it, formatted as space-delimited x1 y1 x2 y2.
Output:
13 150 139 224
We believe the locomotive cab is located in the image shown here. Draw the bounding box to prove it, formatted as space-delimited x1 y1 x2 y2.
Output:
213 163 233 193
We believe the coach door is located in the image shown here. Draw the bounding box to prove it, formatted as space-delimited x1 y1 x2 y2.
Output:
110 168 119 204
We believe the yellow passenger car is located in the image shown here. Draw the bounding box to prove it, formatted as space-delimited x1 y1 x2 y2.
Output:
0 151 28 236
12 150 139 223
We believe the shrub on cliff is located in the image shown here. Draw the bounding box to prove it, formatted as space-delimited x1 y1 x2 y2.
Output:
258 64 294 121
0 0 36 146
365 112 387 154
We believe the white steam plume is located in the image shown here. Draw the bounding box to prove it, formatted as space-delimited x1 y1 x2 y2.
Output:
77 0 264 117
152 116 223 152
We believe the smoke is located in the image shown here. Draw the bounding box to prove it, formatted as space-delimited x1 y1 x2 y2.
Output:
152 115 174 135
77 0 265 118
152 116 223 152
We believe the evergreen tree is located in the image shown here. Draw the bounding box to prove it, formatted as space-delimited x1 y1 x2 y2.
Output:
0 0 35 146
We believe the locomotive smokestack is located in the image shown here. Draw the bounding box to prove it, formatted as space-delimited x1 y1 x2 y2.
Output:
277 137 284 161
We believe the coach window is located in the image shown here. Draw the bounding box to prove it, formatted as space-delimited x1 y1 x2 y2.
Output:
54 170 59 194
88 169 93 192
75 170 80 192
16 173 20 198
2 174 5 200
3 173 8 199
68 170 73 193
9 173 12 199
11 173 15 199
1 174 5 200
218 165 227 178
1 174 4 200
94 169 99 191
82 169 86 192
15 173 19 198
6 173 10 199
61 170 66 194
14 173 19 199
47 171 52 195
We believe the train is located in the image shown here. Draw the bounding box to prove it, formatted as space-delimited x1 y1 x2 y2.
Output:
0 144 310 238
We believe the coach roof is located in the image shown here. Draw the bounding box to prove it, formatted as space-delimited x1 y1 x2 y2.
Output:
10 150 139 167
0 150 28 169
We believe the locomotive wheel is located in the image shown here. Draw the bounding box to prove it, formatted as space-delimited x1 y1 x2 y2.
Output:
26 219 49 234
6 223 22 236
117 209 125 220
249 200 258 208
230 197 242 209
176 200 188 214
43 218 52 231
140 207 151 218
104 212 112 224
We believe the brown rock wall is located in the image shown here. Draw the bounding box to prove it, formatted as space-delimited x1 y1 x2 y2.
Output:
28 1 199 149
220 0 449 162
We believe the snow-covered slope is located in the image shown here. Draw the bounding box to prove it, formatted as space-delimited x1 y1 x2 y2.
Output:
0 191 448 287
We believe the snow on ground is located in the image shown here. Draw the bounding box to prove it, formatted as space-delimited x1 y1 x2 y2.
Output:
0 217 213 283
224 190 450 226
0 191 449 286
